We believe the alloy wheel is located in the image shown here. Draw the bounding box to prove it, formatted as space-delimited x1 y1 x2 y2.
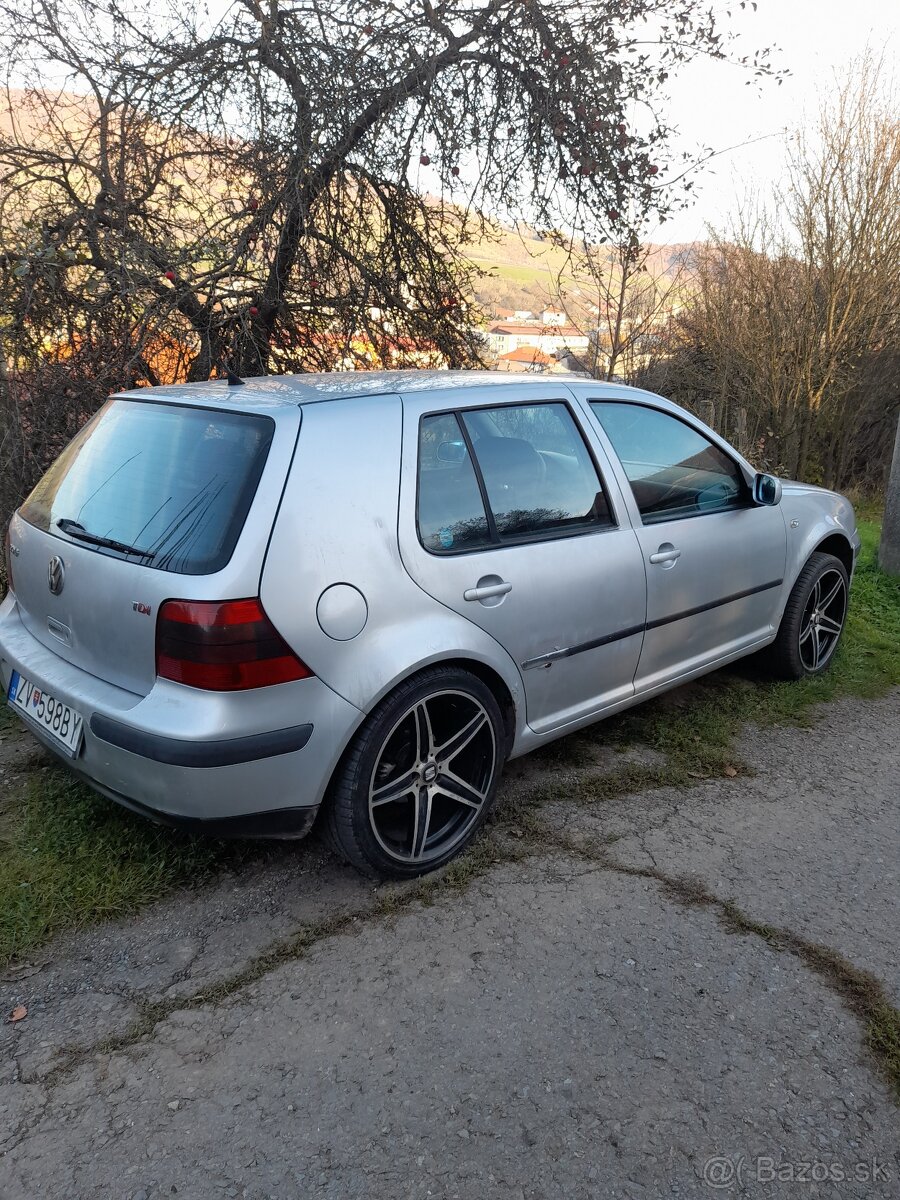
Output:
798 568 847 672
367 689 497 866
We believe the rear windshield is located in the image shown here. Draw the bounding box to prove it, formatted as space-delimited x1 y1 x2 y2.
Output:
19 400 275 575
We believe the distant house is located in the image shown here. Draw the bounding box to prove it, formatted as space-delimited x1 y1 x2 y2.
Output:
486 321 590 357
495 346 553 373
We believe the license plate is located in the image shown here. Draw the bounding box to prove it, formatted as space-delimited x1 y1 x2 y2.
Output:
7 670 84 757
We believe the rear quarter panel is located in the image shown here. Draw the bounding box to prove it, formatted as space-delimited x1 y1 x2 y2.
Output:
260 393 527 747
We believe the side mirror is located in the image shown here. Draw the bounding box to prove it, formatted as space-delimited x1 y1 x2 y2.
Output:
437 440 467 464
753 472 782 506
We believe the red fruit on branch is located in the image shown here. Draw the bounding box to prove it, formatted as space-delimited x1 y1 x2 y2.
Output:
648 164 659 175
451 165 460 177
419 153 430 165
558 54 570 66
247 197 259 212
363 24 374 34
249 306 259 316
309 279 320 289
607 209 619 221
164 269 176 281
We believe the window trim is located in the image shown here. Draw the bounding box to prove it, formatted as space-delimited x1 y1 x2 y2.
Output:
586 398 752 527
415 400 618 558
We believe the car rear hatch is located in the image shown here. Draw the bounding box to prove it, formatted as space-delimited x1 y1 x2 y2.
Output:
7 394 300 697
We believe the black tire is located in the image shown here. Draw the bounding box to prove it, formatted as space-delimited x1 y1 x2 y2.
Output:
763 551 849 680
324 665 506 879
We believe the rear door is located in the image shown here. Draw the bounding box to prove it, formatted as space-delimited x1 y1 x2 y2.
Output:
585 398 787 692
8 397 298 696
398 385 647 735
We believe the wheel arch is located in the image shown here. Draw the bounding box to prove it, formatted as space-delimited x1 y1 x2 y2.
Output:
317 653 520 814
433 656 517 752
811 532 854 577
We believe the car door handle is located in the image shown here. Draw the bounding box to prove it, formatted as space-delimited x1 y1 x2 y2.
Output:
649 545 681 564
464 580 513 602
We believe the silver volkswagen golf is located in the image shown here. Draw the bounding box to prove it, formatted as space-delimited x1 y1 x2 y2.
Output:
1 372 859 877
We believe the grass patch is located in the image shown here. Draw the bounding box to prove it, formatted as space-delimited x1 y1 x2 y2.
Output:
0 766 255 964
1 520 897 967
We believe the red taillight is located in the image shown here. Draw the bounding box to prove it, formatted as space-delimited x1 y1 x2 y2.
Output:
3 526 14 595
156 598 313 691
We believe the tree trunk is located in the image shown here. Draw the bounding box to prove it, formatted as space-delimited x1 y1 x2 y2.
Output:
879 414 900 577
796 401 813 481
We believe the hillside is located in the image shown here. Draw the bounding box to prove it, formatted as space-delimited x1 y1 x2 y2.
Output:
1 88 693 329
464 219 693 321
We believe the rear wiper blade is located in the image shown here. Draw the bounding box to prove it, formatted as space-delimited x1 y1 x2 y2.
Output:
56 518 157 561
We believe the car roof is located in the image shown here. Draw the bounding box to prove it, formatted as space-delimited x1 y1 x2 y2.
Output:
114 370 657 412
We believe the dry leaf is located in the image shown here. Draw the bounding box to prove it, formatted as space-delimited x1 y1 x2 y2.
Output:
724 765 738 778
8 1005 27 1023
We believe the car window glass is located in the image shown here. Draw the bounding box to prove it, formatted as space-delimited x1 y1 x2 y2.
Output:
18 400 274 575
417 413 492 553
591 402 745 522
462 402 610 539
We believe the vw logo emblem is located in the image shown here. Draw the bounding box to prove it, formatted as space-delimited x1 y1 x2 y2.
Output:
48 556 66 596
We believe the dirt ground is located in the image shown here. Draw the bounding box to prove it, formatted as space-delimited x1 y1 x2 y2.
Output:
1 689 898 1199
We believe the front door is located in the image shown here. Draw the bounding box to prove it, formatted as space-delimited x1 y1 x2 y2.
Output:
587 399 787 692
399 387 648 735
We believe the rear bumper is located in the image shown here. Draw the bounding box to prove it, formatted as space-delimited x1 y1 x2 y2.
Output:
71 769 321 839
0 592 363 830
89 713 313 767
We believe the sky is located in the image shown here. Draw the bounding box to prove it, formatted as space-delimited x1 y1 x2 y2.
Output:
658 0 900 241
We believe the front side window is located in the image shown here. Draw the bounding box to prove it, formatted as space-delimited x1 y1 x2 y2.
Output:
462 402 610 539
19 400 275 574
591 401 746 523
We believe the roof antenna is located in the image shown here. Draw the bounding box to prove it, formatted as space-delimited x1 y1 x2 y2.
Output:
226 370 245 386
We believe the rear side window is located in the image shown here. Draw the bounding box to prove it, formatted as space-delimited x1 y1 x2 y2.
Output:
417 413 493 553
19 400 275 575
462 403 610 539
416 401 611 554
591 401 746 523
